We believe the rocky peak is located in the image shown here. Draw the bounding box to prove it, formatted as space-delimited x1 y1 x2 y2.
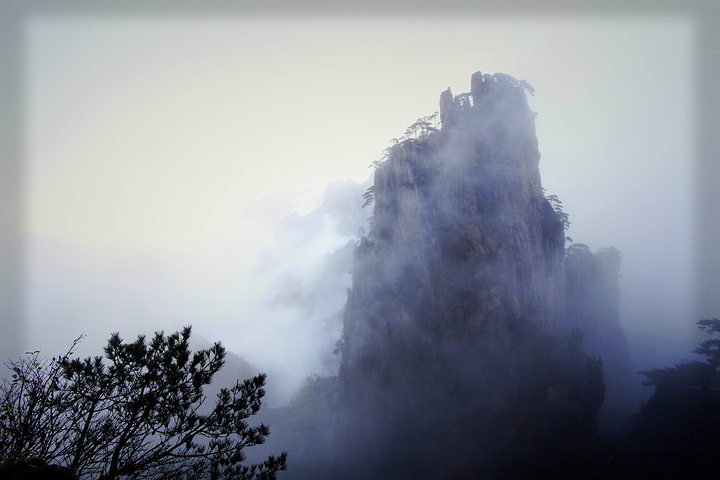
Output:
360 70 564 347
329 71 602 478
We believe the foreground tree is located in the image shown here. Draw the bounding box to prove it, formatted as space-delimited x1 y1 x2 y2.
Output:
639 318 720 392
0 327 286 480
623 318 720 477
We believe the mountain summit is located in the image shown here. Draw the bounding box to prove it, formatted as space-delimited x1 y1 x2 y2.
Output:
332 71 605 479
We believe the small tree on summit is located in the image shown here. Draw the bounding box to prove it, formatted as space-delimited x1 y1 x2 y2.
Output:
0 327 287 480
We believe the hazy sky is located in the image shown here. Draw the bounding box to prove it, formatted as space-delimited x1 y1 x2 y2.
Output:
21 14 694 402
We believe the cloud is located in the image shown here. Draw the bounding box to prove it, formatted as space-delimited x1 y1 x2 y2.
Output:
24 179 369 405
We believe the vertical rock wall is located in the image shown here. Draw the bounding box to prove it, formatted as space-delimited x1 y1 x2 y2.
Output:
330 72 596 479
565 244 635 435
341 71 565 395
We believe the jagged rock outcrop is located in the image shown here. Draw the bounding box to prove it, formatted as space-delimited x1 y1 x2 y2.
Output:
352 71 564 352
565 244 635 434
331 71 606 479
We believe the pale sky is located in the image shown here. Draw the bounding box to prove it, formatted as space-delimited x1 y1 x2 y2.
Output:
21 14 694 402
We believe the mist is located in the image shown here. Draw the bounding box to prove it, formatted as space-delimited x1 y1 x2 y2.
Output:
3 10 697 429
25 179 368 405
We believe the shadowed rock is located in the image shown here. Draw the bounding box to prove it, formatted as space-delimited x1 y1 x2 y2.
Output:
330 71 604 479
0 458 78 480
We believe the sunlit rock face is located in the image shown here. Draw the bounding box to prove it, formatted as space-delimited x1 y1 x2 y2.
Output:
332 72 603 479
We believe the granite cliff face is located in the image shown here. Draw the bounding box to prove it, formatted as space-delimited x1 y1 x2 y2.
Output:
332 72 606 479
344 71 564 375
565 244 635 434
